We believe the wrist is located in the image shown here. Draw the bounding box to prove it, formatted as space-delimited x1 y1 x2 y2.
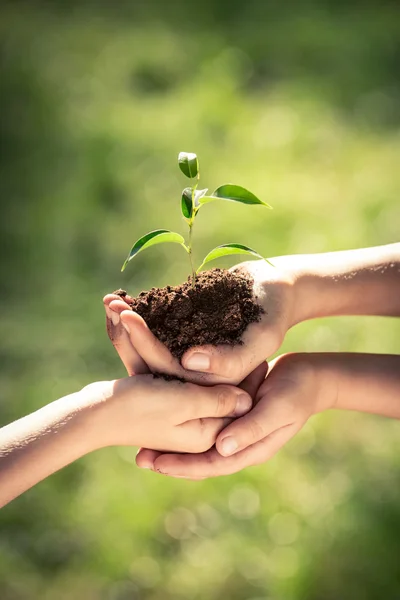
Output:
310 355 339 414
270 353 337 416
267 254 321 326
272 253 351 325
272 244 400 324
75 380 120 451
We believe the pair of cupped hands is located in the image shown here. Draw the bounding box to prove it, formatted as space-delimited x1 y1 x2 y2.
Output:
104 260 316 479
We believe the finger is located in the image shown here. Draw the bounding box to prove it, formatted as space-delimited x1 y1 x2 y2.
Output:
248 423 300 465
185 384 252 420
216 386 295 456
119 311 229 384
136 448 162 470
152 423 299 479
120 309 251 386
103 296 148 376
179 364 267 454
180 317 270 384
120 310 186 378
239 361 268 398
153 447 247 478
136 449 206 481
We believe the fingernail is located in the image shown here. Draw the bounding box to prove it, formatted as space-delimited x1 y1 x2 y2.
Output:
235 393 252 416
185 353 211 372
122 320 130 334
220 436 238 456
111 311 120 326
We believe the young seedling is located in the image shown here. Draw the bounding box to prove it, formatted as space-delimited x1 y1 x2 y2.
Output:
121 152 273 284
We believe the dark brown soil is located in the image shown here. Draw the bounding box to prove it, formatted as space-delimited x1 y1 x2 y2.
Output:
114 268 264 360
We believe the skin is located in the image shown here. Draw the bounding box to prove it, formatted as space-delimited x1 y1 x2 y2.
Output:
104 258 294 386
104 243 400 478
4 244 397 504
0 369 253 507
144 353 400 479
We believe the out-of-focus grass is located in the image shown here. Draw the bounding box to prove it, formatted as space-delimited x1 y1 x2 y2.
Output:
0 3 399 599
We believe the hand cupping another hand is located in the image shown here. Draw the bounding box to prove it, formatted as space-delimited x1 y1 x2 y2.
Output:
136 353 330 478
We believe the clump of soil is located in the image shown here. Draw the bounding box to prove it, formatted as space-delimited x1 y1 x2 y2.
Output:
114 268 264 360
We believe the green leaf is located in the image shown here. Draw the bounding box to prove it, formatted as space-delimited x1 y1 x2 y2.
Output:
193 188 208 208
199 184 272 208
182 187 209 220
197 243 273 272
121 229 186 272
181 187 193 220
178 152 199 178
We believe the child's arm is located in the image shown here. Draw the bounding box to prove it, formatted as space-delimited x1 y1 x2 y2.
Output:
0 376 251 507
138 353 400 478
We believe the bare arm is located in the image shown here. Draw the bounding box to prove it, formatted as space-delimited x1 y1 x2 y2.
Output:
0 377 250 507
312 352 400 417
284 242 400 324
0 392 97 507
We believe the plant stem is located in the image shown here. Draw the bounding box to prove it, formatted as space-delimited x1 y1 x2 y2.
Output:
188 222 196 286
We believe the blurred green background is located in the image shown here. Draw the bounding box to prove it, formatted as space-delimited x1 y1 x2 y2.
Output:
1 1 400 598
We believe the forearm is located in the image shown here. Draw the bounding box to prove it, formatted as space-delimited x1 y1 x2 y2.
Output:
274 243 400 324
311 353 400 418
0 390 101 508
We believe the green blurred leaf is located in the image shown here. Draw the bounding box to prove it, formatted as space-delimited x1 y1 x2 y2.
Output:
178 152 199 178
199 184 272 208
197 243 272 272
121 229 186 271
181 187 194 220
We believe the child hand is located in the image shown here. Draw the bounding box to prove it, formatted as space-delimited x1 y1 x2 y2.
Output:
136 353 335 477
104 293 149 376
84 374 253 454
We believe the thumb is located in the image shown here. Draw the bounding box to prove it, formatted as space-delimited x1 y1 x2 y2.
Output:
189 385 253 420
239 361 269 397
103 295 148 376
181 344 257 385
120 310 183 378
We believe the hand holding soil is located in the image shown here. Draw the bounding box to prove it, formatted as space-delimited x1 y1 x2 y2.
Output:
105 259 295 386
